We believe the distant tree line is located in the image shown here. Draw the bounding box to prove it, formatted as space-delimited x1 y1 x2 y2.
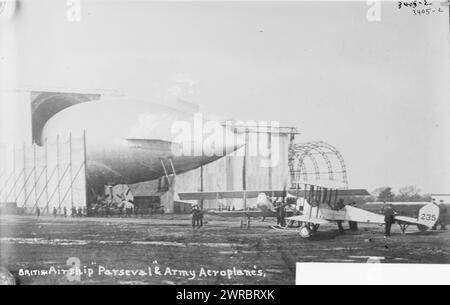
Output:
343 186 432 205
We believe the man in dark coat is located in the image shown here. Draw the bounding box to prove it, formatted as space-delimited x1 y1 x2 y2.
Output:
276 202 286 227
383 204 396 237
192 205 200 229
438 201 447 230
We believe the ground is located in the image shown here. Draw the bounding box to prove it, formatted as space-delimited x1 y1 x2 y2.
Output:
0 214 449 285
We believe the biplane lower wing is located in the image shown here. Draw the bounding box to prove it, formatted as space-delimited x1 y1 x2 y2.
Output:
286 215 331 225
344 205 385 224
208 210 275 218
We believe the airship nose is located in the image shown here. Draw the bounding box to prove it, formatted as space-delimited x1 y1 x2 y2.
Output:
222 127 246 155
170 121 246 158
199 125 245 157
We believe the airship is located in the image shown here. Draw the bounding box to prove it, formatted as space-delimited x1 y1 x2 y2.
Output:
35 98 244 199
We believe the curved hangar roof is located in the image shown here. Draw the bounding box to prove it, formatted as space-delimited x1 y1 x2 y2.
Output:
31 91 101 146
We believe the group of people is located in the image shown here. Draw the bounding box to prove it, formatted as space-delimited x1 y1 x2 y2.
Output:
35 206 86 217
191 204 204 229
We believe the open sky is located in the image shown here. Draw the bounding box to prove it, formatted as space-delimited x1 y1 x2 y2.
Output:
1 0 449 193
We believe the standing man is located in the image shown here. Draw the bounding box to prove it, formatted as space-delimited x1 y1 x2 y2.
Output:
335 199 345 234
336 198 345 210
275 202 282 226
383 203 396 237
191 204 199 229
336 221 345 234
275 202 286 227
348 202 358 231
53 207 57 218
36 207 40 217
432 198 439 230
198 207 204 228
63 206 67 218
438 200 447 230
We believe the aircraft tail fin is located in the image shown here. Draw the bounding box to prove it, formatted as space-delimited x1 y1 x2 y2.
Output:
417 203 440 228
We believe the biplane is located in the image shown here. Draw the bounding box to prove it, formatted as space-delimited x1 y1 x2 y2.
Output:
178 184 440 238
285 200 439 238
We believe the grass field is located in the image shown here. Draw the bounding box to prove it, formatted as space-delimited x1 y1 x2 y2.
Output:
0 214 449 285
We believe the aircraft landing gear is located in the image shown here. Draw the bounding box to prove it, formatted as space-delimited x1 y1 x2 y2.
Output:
299 225 311 239
417 224 428 232
399 222 428 234
398 223 409 234
299 223 320 239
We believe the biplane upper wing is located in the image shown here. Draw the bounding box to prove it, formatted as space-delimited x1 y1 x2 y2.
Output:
327 189 370 196
177 189 370 201
286 214 331 225
177 190 278 200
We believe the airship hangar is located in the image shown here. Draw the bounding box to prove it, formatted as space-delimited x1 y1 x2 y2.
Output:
0 90 350 215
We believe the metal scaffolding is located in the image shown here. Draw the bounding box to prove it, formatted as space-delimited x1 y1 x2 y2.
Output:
288 141 348 189
0 133 87 214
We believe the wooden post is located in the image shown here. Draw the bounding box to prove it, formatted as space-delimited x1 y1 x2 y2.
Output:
69 133 74 210
268 132 272 190
83 130 89 212
45 139 49 214
33 144 38 213
0 146 4 202
12 144 16 202
242 129 249 228
57 135 61 211
200 163 204 210
23 143 27 210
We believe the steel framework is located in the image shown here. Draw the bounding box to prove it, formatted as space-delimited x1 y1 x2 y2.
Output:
0 133 87 214
288 141 348 189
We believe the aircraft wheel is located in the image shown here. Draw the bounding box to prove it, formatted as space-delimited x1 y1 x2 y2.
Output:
299 226 312 239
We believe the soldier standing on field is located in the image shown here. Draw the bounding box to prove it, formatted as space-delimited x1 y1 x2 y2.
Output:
383 203 396 237
438 200 447 230
192 204 202 229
